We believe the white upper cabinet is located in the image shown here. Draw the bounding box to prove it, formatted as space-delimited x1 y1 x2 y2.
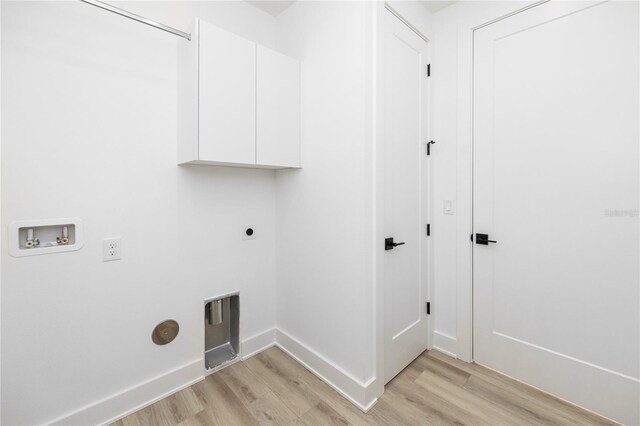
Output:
257 46 301 168
178 19 301 169
199 20 256 165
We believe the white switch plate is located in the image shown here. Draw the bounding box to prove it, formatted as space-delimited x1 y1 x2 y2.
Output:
444 200 455 215
103 237 122 261
243 226 256 240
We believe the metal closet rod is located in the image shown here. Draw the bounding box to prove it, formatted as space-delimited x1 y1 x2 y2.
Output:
79 0 191 40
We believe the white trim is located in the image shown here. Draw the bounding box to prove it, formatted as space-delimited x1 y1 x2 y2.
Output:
241 327 277 360
383 3 430 43
494 331 640 384
372 0 386 407
47 327 378 425
433 331 458 358
50 359 203 426
275 329 377 412
478 362 627 426
49 328 278 426
474 0 548 30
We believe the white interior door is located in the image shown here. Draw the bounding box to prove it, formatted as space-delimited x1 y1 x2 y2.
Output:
473 2 639 424
384 10 429 384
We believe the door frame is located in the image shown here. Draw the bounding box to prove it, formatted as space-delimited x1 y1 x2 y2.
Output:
373 2 433 399
453 1 548 362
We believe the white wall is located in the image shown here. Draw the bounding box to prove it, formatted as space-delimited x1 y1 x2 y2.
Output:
1 2 279 424
274 0 377 396
272 1 433 409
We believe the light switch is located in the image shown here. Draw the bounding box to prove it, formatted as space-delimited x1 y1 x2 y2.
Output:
444 200 455 215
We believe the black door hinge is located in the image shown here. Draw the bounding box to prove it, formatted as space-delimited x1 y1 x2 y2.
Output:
427 64 431 77
426 302 431 315
426 224 431 236
426 140 436 156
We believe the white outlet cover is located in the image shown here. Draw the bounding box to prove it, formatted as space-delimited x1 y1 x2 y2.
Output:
103 237 122 261
243 226 256 240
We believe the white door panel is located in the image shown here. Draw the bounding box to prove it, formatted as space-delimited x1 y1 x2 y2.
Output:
474 2 639 424
384 10 430 384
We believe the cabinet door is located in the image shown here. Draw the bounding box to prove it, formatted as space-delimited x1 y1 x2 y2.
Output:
199 21 256 165
256 46 300 168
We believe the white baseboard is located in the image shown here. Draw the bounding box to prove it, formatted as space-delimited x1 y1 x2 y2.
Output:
50 359 204 426
48 329 279 426
47 327 380 425
242 327 277 359
275 329 378 412
433 330 458 358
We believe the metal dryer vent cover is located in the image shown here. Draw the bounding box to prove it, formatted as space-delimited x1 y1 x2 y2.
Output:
152 319 179 345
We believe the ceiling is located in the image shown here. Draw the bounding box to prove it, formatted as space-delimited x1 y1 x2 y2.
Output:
246 1 456 18
246 1 296 17
420 1 457 13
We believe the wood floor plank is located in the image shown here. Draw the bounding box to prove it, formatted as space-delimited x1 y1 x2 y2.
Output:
218 361 274 406
123 401 174 426
415 369 535 425
244 350 320 417
191 373 258 425
463 375 587 425
296 401 350 426
121 387 204 426
163 387 206 424
113 347 616 426
282 357 385 426
247 390 300 425
365 398 415 426
176 409 219 426
416 352 471 386
217 359 299 425
427 351 616 425
386 374 490 425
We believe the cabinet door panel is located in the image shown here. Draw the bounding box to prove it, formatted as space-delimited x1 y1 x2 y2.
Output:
256 46 300 168
199 21 256 164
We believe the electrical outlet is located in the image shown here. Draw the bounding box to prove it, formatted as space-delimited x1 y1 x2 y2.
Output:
243 226 256 240
103 237 122 261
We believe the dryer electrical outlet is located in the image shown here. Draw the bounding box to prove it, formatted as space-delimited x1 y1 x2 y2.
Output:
243 226 256 240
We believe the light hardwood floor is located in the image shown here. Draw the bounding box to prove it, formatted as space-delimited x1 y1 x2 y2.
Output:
112 347 616 426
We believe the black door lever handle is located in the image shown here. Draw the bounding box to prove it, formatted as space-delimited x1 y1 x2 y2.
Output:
385 237 405 251
475 233 497 245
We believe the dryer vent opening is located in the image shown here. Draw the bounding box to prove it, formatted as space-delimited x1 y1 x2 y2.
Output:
204 294 239 372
